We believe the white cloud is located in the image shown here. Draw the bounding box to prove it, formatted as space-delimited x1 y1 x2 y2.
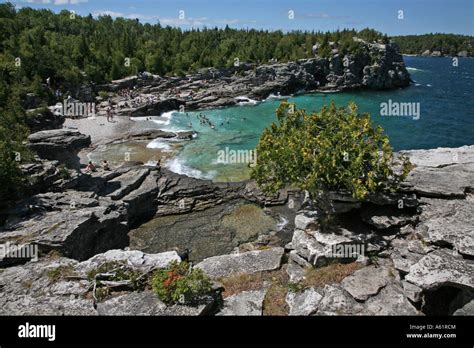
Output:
124 13 160 21
301 12 350 20
214 18 240 25
24 0 51 4
93 10 124 17
21 0 88 4
159 16 210 27
89 11 249 28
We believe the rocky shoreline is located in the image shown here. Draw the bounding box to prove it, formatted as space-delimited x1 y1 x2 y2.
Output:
85 39 410 117
1 124 472 315
2 39 472 316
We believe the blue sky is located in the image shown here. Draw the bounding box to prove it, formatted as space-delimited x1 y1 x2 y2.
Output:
7 0 474 35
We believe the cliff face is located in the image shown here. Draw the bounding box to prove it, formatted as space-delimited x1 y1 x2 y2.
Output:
0 142 472 316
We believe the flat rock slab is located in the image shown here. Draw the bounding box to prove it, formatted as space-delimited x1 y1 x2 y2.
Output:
363 284 420 315
217 289 267 316
341 265 394 301
416 198 474 257
97 291 213 316
0 295 97 316
405 249 474 290
316 285 364 315
402 146 474 168
195 247 284 279
75 249 181 274
403 162 474 198
104 168 150 200
286 287 323 316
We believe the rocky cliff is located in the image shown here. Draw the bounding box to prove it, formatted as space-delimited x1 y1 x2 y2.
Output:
95 39 410 116
1 132 472 316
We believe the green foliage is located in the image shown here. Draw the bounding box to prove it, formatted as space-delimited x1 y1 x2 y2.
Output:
0 2 391 89
251 101 411 203
151 261 213 305
46 264 76 283
288 282 305 293
87 260 146 294
57 164 70 179
0 94 31 204
393 33 474 56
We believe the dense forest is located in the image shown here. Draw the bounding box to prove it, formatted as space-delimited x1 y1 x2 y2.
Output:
393 34 474 56
0 2 388 105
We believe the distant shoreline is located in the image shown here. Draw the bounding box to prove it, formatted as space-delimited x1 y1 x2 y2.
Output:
403 53 473 58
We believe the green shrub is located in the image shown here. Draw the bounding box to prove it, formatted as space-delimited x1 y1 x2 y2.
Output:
151 261 212 305
86 260 143 288
98 91 110 99
47 264 76 283
251 101 411 205
57 164 71 179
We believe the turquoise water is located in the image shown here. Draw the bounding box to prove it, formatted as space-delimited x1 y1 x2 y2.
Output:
159 57 474 181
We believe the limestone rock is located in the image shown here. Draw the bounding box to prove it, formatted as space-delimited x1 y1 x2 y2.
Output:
195 247 284 279
364 284 420 315
217 289 266 316
27 129 91 169
97 291 214 316
286 287 323 316
341 265 394 301
405 249 474 290
316 285 364 315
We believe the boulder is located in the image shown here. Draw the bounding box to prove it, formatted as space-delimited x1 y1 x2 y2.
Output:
217 289 267 316
75 249 181 274
96 291 214 316
27 129 91 169
415 198 474 257
316 285 364 315
286 287 323 316
405 249 474 290
195 247 284 279
363 284 420 315
341 265 395 301
0 198 129 261
26 108 64 133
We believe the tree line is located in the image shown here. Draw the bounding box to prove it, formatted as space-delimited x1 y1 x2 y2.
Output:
393 33 473 56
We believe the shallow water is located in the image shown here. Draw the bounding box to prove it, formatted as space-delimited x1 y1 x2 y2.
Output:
95 57 474 181
129 201 279 262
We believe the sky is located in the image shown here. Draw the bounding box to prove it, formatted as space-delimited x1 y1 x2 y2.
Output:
6 0 474 35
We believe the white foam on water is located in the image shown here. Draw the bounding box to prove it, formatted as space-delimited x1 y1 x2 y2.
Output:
235 96 259 105
277 216 289 231
146 139 171 151
152 119 170 125
426 84 432 87
166 157 216 180
406 67 423 71
266 93 289 100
